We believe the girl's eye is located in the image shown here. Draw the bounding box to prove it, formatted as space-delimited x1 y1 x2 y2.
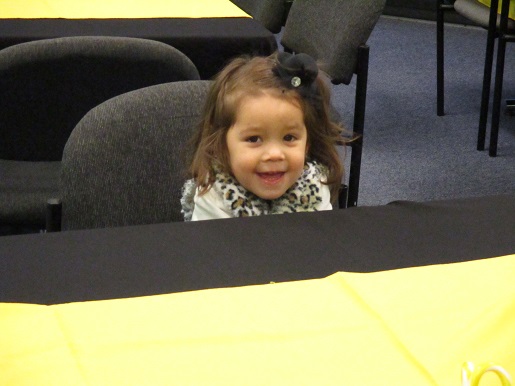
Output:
246 136 260 143
284 134 296 142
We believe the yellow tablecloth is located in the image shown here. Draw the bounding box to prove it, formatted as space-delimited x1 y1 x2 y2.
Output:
1 254 514 385
477 0 515 20
0 0 250 19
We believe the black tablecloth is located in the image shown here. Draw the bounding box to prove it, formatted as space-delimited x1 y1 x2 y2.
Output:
0 18 278 79
0 194 514 304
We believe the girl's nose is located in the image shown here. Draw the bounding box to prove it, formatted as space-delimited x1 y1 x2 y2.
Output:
263 143 285 161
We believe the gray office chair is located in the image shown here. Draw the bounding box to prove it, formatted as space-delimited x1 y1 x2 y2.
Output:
0 36 200 235
281 0 386 208
230 0 289 33
436 0 515 156
47 80 211 231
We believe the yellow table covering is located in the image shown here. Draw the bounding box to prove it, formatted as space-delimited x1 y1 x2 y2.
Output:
1 254 514 385
0 0 250 19
477 0 515 20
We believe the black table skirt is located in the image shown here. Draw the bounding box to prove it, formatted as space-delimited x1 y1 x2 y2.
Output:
0 194 514 304
0 18 278 79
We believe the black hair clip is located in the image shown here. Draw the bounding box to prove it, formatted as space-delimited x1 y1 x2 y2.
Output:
274 52 318 91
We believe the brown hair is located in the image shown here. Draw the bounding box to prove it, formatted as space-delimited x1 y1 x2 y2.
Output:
187 53 348 202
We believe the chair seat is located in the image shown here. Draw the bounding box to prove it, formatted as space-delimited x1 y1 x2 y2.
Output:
454 0 515 30
0 160 60 227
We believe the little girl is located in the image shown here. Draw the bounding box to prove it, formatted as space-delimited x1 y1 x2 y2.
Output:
181 52 347 221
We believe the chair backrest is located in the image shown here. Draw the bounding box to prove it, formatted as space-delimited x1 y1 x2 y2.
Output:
281 0 386 85
230 0 288 33
60 80 211 231
281 0 386 207
0 36 200 162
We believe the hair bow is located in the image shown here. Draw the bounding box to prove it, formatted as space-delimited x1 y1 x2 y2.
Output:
274 52 318 90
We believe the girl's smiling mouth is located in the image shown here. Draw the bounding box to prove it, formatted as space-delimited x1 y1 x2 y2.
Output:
257 172 285 184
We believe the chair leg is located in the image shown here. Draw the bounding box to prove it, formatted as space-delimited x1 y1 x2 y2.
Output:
488 0 510 157
338 184 348 209
506 99 515 116
477 0 500 151
489 42 506 157
346 44 369 208
45 198 62 232
436 0 455 116
436 0 446 116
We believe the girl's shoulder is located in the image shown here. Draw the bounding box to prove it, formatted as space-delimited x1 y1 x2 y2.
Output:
181 178 233 221
304 160 329 182
180 179 197 221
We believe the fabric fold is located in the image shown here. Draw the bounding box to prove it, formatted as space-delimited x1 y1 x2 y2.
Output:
1 255 513 385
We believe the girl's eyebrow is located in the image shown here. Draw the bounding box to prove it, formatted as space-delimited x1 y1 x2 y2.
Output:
286 124 304 130
283 124 306 132
237 126 263 133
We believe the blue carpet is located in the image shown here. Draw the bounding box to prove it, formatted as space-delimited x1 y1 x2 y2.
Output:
300 16 515 205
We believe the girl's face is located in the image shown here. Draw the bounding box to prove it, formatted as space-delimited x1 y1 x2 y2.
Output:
225 92 308 200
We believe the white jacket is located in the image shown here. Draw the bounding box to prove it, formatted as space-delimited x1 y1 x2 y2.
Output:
181 161 333 221
191 183 332 221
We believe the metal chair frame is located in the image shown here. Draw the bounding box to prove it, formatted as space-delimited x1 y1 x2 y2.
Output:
436 0 514 156
339 44 369 209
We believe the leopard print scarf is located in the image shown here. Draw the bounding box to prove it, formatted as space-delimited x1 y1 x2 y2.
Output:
181 161 329 221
